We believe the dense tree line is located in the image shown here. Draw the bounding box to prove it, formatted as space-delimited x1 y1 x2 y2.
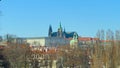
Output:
1 29 120 68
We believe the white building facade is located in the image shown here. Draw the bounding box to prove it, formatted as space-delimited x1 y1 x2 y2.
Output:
25 37 69 46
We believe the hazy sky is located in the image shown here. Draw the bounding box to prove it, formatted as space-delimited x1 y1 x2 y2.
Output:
0 0 120 37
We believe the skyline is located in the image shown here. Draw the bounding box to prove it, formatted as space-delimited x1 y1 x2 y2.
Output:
0 0 120 37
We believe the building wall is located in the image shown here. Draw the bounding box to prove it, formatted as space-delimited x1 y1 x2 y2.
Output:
26 38 45 46
13 38 26 44
45 37 69 46
26 37 70 46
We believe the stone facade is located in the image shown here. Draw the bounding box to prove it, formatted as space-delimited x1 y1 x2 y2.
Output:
25 37 69 46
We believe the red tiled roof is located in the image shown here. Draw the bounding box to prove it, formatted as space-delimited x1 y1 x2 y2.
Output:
78 37 92 41
67 37 99 41
92 38 99 41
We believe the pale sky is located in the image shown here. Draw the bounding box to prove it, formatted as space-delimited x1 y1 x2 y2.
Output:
0 0 120 37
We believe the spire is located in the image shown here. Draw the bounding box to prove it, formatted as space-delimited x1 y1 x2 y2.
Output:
58 21 62 32
63 27 66 38
60 22 62 29
48 25 52 37
57 22 63 37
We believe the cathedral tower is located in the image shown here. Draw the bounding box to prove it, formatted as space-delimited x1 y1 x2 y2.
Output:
48 25 52 37
57 22 63 37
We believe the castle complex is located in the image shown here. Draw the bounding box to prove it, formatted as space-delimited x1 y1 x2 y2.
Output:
48 23 78 39
1 23 99 47
24 23 78 46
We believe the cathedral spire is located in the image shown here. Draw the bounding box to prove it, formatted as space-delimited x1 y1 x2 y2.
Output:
59 21 62 32
57 22 63 37
63 27 66 38
60 22 62 29
48 25 52 37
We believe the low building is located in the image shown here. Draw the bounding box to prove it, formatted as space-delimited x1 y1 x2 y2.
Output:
78 37 99 45
26 37 69 46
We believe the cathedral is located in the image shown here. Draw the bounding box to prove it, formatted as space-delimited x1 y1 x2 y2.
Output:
48 23 78 39
12 23 79 46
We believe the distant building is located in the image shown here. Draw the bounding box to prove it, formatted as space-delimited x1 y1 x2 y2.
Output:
48 23 78 39
70 32 79 48
78 37 99 45
22 23 77 46
68 37 99 45
26 37 69 46
9 23 80 46
12 37 26 44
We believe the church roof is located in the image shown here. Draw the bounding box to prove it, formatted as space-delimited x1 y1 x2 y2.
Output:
51 32 77 38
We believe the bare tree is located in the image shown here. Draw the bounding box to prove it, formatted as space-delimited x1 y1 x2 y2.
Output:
2 44 30 68
115 30 120 40
57 45 84 68
96 29 105 40
106 29 114 41
96 30 101 39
